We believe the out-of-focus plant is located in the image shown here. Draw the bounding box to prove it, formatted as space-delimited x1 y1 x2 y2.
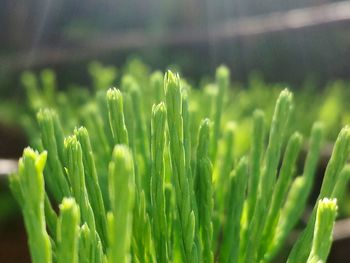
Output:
16 59 350 152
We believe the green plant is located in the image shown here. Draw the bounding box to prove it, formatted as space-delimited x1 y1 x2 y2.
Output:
10 67 350 263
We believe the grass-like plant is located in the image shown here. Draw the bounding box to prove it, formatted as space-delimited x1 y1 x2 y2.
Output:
10 66 350 263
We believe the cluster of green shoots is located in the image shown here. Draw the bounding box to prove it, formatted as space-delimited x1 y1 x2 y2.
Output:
11 66 350 263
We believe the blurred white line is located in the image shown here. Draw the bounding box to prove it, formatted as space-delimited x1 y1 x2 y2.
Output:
217 1 350 38
0 159 18 176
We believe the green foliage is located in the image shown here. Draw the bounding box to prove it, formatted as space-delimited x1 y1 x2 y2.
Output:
164 71 197 262
306 198 337 263
150 102 169 262
195 119 213 262
108 145 135 263
57 198 80 263
11 64 350 263
9 148 52 263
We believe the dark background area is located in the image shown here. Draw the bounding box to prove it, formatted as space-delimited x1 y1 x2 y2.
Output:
1 0 350 99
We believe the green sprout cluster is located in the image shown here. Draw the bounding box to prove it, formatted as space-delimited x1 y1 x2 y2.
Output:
11 66 350 263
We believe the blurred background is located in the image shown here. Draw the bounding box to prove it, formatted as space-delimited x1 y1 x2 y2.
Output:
1 0 350 262
2 0 350 91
